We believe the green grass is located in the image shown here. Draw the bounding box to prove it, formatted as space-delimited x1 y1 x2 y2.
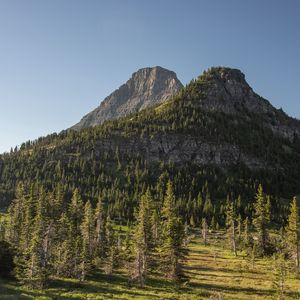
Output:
1 231 299 299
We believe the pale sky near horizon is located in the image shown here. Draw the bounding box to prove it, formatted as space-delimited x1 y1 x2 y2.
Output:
0 0 299 153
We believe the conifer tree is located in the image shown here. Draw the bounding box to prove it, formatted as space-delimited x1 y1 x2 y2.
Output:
225 201 237 256
80 200 94 280
52 213 72 276
20 185 35 250
286 196 299 273
25 190 50 288
69 189 84 233
159 180 186 281
242 217 252 249
253 184 269 256
94 196 106 259
7 183 26 248
104 216 116 275
68 189 84 278
151 209 160 246
132 189 153 285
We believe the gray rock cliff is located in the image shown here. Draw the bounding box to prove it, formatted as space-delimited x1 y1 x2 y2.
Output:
71 66 183 130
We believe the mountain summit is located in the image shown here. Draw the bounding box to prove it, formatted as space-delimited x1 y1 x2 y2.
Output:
71 66 183 130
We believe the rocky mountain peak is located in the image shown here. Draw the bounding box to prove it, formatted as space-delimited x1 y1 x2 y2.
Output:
194 66 271 115
71 66 183 130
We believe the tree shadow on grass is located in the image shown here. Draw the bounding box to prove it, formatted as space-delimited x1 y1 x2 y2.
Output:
185 269 263 282
184 264 262 275
189 281 273 298
49 275 163 299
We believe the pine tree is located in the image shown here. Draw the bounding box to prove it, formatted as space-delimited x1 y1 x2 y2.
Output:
253 184 269 256
104 216 116 275
20 185 35 250
151 209 160 246
80 200 94 280
131 189 153 285
68 189 84 278
203 193 213 221
94 196 106 259
159 180 186 281
225 201 237 256
242 217 252 249
69 189 84 233
25 190 50 288
286 196 299 274
7 183 25 248
52 213 72 276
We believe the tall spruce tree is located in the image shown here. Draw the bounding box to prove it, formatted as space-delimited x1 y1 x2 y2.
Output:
80 200 94 280
159 180 186 281
25 189 50 288
68 188 84 278
94 196 106 259
104 216 116 275
286 196 299 274
132 189 153 285
253 184 269 256
225 201 237 256
242 217 252 249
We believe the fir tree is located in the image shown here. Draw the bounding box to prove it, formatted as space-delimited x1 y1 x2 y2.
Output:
104 216 116 275
131 189 153 285
159 180 186 281
80 200 94 280
242 217 252 249
225 201 237 256
253 184 269 256
52 213 72 276
25 191 50 288
94 196 106 259
286 196 299 274
151 209 160 247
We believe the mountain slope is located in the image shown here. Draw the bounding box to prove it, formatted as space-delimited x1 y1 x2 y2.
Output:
1 67 300 211
71 66 183 130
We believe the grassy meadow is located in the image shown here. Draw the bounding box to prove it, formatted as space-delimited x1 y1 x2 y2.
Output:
1 230 299 300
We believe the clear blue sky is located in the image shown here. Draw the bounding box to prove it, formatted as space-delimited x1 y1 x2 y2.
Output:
0 0 299 153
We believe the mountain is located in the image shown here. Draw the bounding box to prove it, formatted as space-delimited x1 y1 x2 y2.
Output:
1 67 300 211
71 66 183 130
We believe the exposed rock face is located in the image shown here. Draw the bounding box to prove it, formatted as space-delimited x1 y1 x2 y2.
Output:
91 135 263 169
197 67 300 140
71 66 183 130
199 68 273 114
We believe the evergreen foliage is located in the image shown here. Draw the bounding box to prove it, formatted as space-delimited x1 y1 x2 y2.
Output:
287 196 300 274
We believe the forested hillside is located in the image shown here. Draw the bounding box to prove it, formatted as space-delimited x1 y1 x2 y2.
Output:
1 67 300 213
